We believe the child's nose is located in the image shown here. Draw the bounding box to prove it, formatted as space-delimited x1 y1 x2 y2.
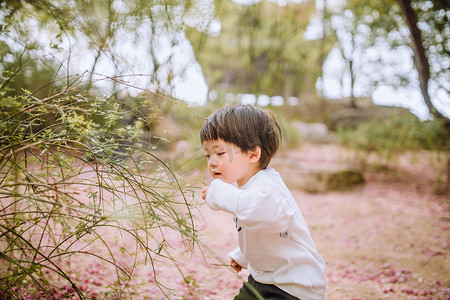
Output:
208 156 217 167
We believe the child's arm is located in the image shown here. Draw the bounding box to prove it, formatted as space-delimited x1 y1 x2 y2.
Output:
202 179 241 212
204 179 296 233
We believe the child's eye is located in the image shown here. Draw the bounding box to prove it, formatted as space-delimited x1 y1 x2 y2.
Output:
217 152 225 156
204 154 210 159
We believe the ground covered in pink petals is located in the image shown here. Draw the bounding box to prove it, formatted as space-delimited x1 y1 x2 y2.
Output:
135 145 449 299
284 145 449 299
9 145 449 299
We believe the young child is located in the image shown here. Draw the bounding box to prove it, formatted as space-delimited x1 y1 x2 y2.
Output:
200 105 326 300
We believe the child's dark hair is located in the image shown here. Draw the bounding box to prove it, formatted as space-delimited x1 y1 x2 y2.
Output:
200 105 281 169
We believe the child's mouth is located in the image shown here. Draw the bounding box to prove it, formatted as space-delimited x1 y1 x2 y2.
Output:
213 172 221 178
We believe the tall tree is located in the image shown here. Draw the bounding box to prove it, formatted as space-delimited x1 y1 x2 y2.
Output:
186 0 336 103
397 0 446 120
341 0 449 120
334 9 359 108
0 0 202 96
317 0 336 118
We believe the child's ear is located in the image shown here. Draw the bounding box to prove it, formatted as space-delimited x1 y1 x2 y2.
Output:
249 146 261 163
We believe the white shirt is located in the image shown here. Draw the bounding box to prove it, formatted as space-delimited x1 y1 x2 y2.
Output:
205 167 326 300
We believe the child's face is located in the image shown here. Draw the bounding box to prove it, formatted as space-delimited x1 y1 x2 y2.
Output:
202 139 259 186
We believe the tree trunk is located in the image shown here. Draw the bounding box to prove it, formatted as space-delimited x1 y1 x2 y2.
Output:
349 59 356 108
318 0 329 121
447 151 450 192
397 0 445 119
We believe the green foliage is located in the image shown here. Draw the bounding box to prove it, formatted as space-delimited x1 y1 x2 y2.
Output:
335 113 449 159
186 0 336 98
0 79 199 298
0 0 203 99
276 116 303 150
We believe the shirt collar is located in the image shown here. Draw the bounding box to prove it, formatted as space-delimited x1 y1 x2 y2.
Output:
238 167 274 190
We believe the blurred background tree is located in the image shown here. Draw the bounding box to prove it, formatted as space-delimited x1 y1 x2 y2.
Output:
335 0 449 121
0 0 204 98
186 0 336 105
1 0 448 122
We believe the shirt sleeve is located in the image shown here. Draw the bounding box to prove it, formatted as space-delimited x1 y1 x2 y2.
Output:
205 179 240 213
228 247 248 269
205 179 296 233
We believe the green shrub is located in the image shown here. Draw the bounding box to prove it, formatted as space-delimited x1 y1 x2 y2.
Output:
0 79 199 298
335 113 449 159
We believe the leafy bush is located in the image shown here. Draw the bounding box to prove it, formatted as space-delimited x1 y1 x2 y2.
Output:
0 77 199 298
335 113 449 158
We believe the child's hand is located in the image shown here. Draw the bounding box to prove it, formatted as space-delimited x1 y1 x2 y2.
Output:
201 186 209 200
230 258 242 273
